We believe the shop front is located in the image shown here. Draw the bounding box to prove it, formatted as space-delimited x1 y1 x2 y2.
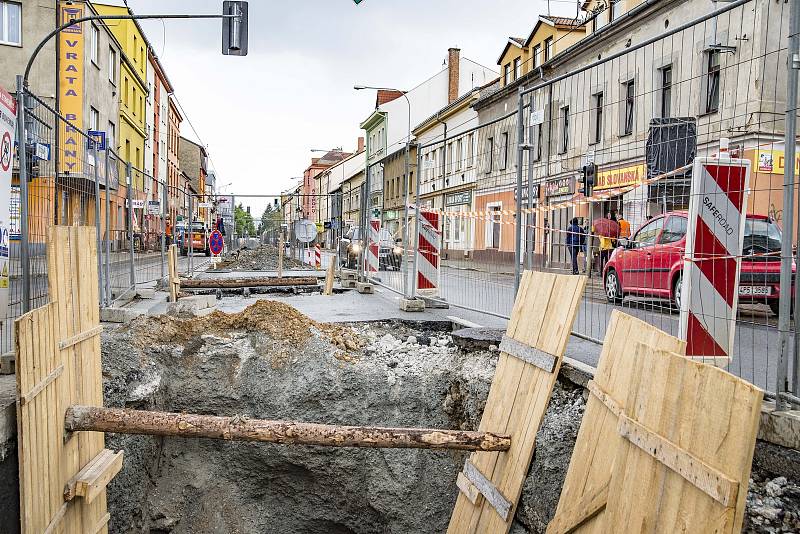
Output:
594 161 649 233
546 175 576 267
443 189 474 255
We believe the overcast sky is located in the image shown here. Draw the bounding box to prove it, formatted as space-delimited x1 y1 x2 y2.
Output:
124 0 577 215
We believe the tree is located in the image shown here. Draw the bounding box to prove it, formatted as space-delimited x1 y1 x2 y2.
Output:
234 203 256 236
258 203 283 235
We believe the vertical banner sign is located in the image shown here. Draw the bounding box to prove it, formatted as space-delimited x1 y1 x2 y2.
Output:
0 85 16 320
679 155 751 363
367 218 380 274
417 209 440 296
59 1 84 174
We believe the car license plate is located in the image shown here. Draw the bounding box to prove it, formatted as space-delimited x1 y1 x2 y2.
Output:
739 285 772 296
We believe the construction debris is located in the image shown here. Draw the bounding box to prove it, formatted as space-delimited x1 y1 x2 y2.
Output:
213 244 308 271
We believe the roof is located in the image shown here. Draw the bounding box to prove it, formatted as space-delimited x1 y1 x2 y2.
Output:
496 37 527 65
376 90 405 107
540 15 585 28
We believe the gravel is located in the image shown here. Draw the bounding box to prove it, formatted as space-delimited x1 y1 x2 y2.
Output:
213 245 308 271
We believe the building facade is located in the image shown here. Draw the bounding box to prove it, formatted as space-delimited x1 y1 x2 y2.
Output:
178 136 207 221
167 96 183 223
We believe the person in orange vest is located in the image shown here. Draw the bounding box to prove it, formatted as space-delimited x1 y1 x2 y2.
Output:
618 213 631 240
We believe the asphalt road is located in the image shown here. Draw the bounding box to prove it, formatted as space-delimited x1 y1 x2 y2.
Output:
377 263 790 393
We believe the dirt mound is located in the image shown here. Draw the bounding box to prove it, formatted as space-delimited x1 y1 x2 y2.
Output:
215 245 309 271
126 300 364 361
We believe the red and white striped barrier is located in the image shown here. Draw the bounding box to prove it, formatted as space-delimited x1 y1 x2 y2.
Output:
366 218 380 275
314 243 321 269
679 149 751 365
416 209 440 296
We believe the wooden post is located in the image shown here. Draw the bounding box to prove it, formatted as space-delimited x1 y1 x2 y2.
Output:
168 244 179 303
278 234 284 278
324 259 335 296
179 277 318 289
65 405 511 452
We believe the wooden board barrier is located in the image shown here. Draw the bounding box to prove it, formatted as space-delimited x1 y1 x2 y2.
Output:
15 226 119 534
547 311 761 534
447 270 587 533
167 244 179 303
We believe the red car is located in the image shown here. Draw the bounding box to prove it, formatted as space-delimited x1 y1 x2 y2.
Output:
603 212 793 315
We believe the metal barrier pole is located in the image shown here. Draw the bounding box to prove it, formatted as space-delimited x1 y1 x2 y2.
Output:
15 76 31 313
160 178 166 283
188 193 194 275
126 162 135 291
411 153 422 295
104 149 111 306
513 89 525 296
782 0 800 406
92 143 103 304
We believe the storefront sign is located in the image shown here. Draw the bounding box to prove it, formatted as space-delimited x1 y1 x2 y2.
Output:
0 84 16 319
752 149 800 175
530 109 544 126
59 1 84 175
546 177 574 197
147 200 161 215
446 190 472 206
594 163 646 191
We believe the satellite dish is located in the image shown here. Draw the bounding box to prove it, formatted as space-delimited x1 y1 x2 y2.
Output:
294 219 318 243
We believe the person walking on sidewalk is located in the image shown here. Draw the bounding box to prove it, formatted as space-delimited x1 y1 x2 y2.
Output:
566 217 585 275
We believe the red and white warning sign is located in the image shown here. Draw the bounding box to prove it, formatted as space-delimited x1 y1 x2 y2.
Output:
416 209 440 296
366 218 380 275
679 148 751 364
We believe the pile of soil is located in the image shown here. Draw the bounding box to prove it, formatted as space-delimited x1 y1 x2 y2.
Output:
214 245 308 271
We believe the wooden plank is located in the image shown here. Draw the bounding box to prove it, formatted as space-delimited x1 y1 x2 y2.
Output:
58 325 102 350
278 235 284 278
42 502 68 534
462 460 513 521
547 311 686 534
498 335 557 373
448 271 587 533
456 472 480 505
546 481 608 534
64 449 124 504
19 364 64 406
324 260 335 296
617 414 739 507
90 512 111 534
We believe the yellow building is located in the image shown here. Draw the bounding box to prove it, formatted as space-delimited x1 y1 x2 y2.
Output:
94 3 148 189
497 15 587 88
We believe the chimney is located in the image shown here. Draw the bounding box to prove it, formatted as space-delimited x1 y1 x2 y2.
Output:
448 48 461 104
357 136 365 153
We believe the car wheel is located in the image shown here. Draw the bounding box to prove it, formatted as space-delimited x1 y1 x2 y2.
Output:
673 273 683 310
605 269 623 303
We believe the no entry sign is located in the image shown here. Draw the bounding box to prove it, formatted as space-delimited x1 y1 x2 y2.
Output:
679 153 751 363
209 230 224 256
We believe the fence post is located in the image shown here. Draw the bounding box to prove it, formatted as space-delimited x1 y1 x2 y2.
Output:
126 162 135 291
15 76 31 314
411 152 422 296
513 89 525 296
778 0 800 409
104 149 112 307
92 143 103 305
161 177 167 283
188 193 194 275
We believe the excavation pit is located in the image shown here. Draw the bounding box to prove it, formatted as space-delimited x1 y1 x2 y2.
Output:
98 301 800 534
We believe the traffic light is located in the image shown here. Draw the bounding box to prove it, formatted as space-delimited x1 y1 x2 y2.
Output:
581 163 596 197
222 1 248 56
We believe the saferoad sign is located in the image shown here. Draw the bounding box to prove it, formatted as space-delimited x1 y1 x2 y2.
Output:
679 155 751 363
0 84 16 323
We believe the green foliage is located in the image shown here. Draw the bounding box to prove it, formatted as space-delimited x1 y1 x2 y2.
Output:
234 203 256 236
258 202 284 235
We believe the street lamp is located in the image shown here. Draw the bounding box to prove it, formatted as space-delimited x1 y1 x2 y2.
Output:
354 85 413 299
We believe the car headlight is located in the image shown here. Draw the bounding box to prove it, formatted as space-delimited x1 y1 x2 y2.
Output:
351 244 362 254
393 246 403 255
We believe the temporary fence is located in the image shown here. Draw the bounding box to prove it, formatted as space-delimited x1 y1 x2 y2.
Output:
4 86 203 358
355 0 800 405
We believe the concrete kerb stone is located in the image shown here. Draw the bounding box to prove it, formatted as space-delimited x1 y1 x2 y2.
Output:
759 403 800 451
100 307 145 324
400 298 426 312
165 294 219 317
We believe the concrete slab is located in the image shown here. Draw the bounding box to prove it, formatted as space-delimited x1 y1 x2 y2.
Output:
166 294 218 316
759 403 800 450
100 307 143 324
341 280 357 289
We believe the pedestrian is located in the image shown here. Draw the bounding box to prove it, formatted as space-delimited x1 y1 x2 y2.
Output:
566 217 584 275
593 212 617 275
216 216 226 236
619 213 631 241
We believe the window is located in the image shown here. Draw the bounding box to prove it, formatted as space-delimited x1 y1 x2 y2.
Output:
467 133 475 167
500 132 509 170
530 123 542 162
438 147 444 176
90 24 99 65
0 1 21 46
591 92 603 144
622 80 635 135
108 48 117 84
659 215 687 244
533 45 541 68
559 106 570 154
486 137 494 173
632 217 664 248
446 142 453 173
661 66 672 118
544 37 554 61
504 63 512 85
514 57 522 80
705 50 721 113
108 121 115 149
612 0 624 21
456 138 463 171
89 107 99 131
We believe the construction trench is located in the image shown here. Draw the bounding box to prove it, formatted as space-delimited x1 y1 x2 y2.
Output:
3 239 800 533
89 301 796 533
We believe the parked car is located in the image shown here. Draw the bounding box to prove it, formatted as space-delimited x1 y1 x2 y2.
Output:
338 226 403 270
175 221 211 257
603 212 793 316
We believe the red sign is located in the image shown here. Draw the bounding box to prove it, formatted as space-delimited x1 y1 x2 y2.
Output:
209 230 224 256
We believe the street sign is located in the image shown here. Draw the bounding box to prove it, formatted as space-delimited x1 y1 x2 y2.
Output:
87 130 106 151
679 150 751 363
35 143 51 161
147 200 161 215
127 199 145 209
209 229 224 256
0 83 16 319
530 109 545 126
198 202 213 209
